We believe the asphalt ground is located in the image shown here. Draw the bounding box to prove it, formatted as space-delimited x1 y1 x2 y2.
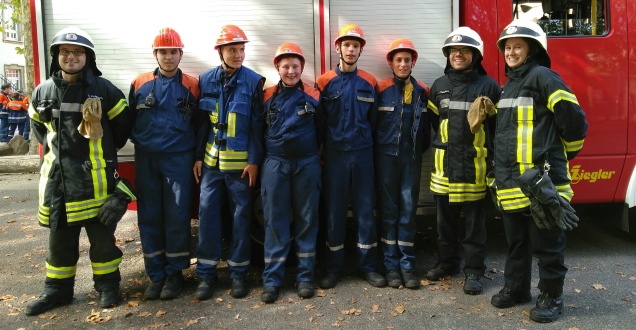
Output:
1 172 636 329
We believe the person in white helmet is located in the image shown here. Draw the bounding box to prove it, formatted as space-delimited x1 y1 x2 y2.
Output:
25 26 134 315
316 23 385 289
490 19 587 323
426 27 501 296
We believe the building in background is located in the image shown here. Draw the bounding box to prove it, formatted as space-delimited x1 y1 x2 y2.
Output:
1 0 26 92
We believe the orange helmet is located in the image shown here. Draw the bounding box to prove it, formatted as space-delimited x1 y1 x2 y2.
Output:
152 27 184 49
215 24 249 50
334 24 366 47
273 43 305 68
386 38 418 64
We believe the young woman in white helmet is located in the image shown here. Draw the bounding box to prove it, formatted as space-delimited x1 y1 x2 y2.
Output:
491 19 588 323
426 27 501 296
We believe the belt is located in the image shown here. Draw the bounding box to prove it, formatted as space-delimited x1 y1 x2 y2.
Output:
214 123 227 130
214 136 226 146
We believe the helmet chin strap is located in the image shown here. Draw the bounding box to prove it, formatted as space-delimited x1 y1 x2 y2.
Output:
219 49 236 71
392 70 411 82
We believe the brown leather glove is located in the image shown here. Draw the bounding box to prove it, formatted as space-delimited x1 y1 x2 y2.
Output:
78 98 103 139
467 96 496 134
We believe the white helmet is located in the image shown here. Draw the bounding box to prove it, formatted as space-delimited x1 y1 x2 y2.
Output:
50 27 95 56
497 19 547 54
442 27 484 57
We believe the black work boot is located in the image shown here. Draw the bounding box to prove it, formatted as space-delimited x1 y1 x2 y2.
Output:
401 269 421 289
490 287 532 308
25 294 73 316
194 277 217 301
529 292 563 323
426 265 459 281
320 273 339 289
231 277 248 298
297 281 314 298
160 272 184 300
260 286 279 303
143 279 165 300
359 271 387 287
463 274 483 295
99 287 119 308
385 270 403 288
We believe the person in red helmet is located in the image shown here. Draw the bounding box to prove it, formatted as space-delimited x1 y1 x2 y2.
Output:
259 43 325 303
129 27 203 301
316 23 385 289
193 24 265 300
25 26 134 315
376 38 430 289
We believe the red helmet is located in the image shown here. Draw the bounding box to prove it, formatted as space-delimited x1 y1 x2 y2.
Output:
386 38 418 64
152 27 184 49
273 43 305 68
334 24 366 47
215 24 249 50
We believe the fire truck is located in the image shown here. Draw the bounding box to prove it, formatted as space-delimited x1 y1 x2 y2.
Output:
28 0 636 234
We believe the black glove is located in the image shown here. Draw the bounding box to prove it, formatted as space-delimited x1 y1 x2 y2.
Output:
558 195 579 231
97 178 136 226
527 196 555 230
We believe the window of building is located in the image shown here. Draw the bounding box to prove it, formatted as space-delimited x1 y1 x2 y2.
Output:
4 67 23 91
513 0 608 36
2 0 22 42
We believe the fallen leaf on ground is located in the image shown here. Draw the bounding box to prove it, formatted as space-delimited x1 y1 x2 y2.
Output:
316 289 326 297
7 220 16 223
420 279 433 286
234 313 240 320
3 196 12 199
372 304 380 313
215 297 224 302
138 311 152 317
128 301 139 307
574 289 581 293
250 303 262 309
155 309 167 317
185 319 199 326
592 284 606 290
394 304 405 314
85 309 112 324
305 303 315 311
0 295 16 301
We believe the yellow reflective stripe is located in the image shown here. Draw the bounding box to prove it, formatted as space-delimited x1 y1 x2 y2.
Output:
89 138 107 199
91 257 122 275
28 103 44 123
472 129 487 184
106 99 127 120
547 89 578 112
562 137 584 153
555 183 574 201
449 192 487 203
427 99 439 115
46 262 77 279
38 204 50 226
498 187 531 210
516 100 534 164
203 143 219 167
430 172 449 194
116 180 136 201
440 118 449 143
66 196 109 223
227 112 236 138
448 182 487 192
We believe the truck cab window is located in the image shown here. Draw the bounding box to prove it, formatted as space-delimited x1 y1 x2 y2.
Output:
513 0 608 36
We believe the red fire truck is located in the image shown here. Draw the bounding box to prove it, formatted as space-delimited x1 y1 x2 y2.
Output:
28 0 636 233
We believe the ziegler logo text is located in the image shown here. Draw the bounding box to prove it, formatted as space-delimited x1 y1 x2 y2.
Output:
570 165 615 184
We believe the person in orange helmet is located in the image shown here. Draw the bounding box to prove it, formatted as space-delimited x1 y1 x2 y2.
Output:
129 27 203 300
315 23 385 289
376 38 430 289
0 83 11 142
193 24 265 301
259 43 325 303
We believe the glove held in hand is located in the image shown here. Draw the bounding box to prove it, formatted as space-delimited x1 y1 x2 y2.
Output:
97 178 136 226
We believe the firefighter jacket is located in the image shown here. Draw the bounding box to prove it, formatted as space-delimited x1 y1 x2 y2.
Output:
376 76 430 158
427 69 501 203
315 66 378 151
7 97 27 124
28 69 133 229
197 66 265 172
262 80 324 159
129 68 205 154
494 61 588 212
